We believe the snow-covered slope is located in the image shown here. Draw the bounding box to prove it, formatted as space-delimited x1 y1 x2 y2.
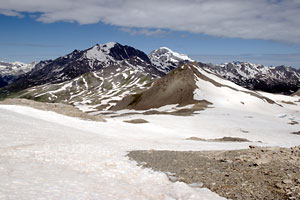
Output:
1 90 299 198
0 61 36 87
0 105 227 200
204 61 300 94
149 47 193 74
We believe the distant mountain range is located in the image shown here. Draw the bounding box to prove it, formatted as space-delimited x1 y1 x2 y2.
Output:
0 61 37 87
0 42 299 113
204 61 300 94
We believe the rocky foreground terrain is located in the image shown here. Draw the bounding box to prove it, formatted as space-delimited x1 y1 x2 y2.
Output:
128 145 300 200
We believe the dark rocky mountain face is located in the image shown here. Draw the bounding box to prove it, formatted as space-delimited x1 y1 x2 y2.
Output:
203 62 300 95
0 42 162 98
0 78 7 88
109 43 151 64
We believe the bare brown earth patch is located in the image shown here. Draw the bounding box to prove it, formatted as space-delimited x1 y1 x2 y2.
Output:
291 131 300 135
128 146 300 200
186 136 251 142
0 98 106 122
123 119 149 124
293 90 300 96
281 101 297 105
289 121 299 125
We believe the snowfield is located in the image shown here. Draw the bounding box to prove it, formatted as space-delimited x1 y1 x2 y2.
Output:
0 100 299 199
0 105 227 200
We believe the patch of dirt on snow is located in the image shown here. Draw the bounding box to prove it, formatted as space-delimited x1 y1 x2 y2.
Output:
186 136 251 142
0 98 106 122
291 131 300 135
289 121 299 125
281 101 297 105
128 146 300 200
123 119 149 124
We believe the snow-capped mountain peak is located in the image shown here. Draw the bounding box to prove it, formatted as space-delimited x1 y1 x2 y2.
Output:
85 42 117 61
149 47 194 74
85 42 152 65
157 47 193 62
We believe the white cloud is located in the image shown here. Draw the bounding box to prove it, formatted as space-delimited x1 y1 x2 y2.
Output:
1 0 300 43
119 27 170 37
0 8 23 17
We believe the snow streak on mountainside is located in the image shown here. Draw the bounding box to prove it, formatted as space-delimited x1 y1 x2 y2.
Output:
149 47 194 74
0 61 36 87
19 63 155 112
204 62 300 95
0 42 163 98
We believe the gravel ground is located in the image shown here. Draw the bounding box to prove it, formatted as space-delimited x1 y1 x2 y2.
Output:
128 146 300 200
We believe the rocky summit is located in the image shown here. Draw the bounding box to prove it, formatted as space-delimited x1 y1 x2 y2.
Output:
149 47 194 74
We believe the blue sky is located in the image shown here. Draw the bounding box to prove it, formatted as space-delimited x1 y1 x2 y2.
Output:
1 0 300 68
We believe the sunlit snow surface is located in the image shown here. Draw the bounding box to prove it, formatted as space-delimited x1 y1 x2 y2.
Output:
0 105 227 200
1 100 300 199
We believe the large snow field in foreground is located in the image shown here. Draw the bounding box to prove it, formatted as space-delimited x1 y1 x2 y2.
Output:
0 104 299 199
